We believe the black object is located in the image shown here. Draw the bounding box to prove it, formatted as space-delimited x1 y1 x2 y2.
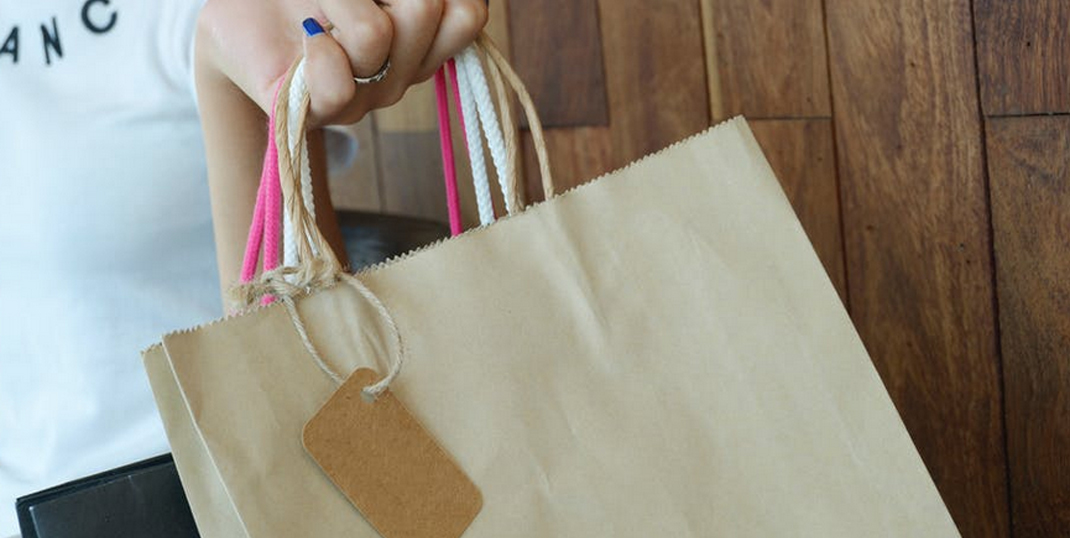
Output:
338 211 450 271
16 454 199 538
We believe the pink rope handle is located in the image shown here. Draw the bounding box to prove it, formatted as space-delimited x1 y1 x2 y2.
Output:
434 67 463 236
240 161 268 283
446 60 470 154
240 81 285 285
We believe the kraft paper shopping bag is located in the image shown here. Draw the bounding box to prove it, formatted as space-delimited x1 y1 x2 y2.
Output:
143 33 960 537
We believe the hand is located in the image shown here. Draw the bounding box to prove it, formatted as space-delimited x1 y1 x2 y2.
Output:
196 0 488 125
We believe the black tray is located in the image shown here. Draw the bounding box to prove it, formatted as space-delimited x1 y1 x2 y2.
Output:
16 454 199 538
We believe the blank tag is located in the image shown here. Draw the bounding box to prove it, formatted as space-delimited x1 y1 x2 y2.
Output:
303 368 482 538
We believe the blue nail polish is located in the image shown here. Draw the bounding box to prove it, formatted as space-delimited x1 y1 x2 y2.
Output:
303 18 324 37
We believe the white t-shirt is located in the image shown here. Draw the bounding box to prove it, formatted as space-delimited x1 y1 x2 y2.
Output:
0 1 214 534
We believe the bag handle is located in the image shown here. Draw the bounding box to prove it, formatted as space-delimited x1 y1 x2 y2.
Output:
238 81 286 288
264 32 551 269
477 33 554 200
233 32 552 398
433 67 464 236
434 35 554 229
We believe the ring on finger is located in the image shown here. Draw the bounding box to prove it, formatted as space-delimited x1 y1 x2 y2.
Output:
354 58 391 84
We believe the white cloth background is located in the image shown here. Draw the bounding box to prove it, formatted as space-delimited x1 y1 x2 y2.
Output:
0 1 211 534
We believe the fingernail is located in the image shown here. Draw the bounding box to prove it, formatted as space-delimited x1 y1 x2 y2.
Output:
302 18 324 37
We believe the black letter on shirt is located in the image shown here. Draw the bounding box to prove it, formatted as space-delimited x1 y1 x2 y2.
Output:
82 0 118 34
0 27 17 64
41 17 62 66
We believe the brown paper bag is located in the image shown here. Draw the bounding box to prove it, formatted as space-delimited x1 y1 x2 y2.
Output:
143 37 959 537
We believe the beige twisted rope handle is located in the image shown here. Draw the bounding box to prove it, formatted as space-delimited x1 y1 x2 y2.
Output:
234 32 554 398
478 32 555 200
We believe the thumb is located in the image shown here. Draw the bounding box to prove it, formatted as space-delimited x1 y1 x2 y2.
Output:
302 18 357 126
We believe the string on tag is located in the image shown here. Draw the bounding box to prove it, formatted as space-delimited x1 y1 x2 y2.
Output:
267 270 406 400
231 61 405 401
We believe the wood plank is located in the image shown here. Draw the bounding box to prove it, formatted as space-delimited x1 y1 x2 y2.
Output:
508 0 609 127
485 0 512 51
598 0 709 168
824 1 1009 536
749 119 846 302
374 79 437 133
371 70 447 222
698 0 727 122
975 0 1070 115
987 115 1070 538
701 0 831 120
521 127 613 203
376 130 448 222
326 120 382 212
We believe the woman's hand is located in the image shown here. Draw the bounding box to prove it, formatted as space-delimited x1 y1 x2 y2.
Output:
196 0 488 125
195 0 487 301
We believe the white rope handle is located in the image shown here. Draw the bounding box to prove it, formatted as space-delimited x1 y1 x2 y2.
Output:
283 59 316 268
454 53 496 226
457 47 517 215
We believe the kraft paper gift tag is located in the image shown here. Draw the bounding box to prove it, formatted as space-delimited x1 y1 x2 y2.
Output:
303 368 482 538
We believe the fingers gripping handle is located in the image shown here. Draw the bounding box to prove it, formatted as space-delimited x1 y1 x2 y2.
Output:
238 32 552 397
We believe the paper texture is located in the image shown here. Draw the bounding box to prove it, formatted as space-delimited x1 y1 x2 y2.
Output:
144 118 960 537
303 368 482 538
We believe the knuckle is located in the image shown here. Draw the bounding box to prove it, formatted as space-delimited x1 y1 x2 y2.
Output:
386 86 408 108
347 11 393 58
452 0 488 37
375 85 408 109
332 100 370 126
315 80 355 114
411 0 445 21
413 68 436 84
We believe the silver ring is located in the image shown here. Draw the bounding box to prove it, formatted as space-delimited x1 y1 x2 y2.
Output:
354 59 390 84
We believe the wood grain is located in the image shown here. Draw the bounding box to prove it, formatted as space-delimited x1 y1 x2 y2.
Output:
698 0 727 122
521 127 613 203
326 120 382 212
371 75 445 222
508 0 608 127
749 119 846 302
374 80 438 133
485 0 512 51
987 116 1070 538
975 0 1070 115
701 0 831 120
598 0 709 168
376 131 448 222
824 1 1009 536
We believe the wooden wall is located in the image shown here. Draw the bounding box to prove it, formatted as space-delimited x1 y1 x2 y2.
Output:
328 2 1069 535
